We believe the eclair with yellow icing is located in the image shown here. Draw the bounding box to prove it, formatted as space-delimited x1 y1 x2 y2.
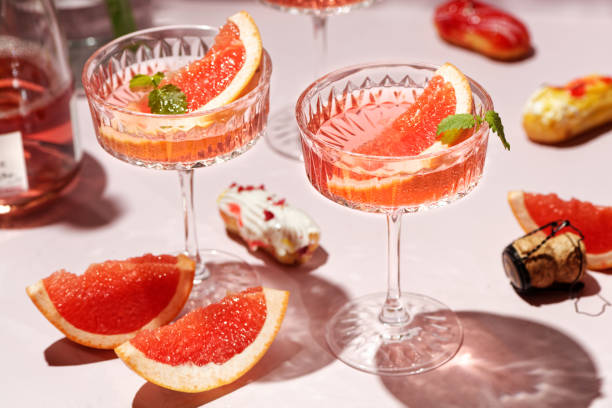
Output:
523 75 612 144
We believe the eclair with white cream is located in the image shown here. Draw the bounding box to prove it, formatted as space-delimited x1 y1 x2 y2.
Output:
218 184 320 265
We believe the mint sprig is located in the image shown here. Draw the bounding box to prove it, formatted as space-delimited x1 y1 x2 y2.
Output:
485 110 509 150
436 110 510 150
129 72 188 115
148 84 187 114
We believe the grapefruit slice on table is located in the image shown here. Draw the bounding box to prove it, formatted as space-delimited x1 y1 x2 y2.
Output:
26 254 195 349
115 287 289 393
326 63 478 207
508 190 612 270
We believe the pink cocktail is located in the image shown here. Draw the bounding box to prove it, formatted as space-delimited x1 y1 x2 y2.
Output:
297 62 492 375
262 0 367 11
307 92 488 210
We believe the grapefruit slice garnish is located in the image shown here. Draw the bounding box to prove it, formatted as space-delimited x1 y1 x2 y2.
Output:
353 62 473 157
133 10 262 114
115 287 289 393
508 191 612 271
26 254 195 349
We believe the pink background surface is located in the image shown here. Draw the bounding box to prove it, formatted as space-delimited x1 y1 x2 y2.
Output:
2 0 611 406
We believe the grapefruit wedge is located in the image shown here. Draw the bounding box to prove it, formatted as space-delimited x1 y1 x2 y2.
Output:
156 10 262 113
26 254 195 349
130 10 262 114
508 191 612 270
115 287 289 393
353 62 473 157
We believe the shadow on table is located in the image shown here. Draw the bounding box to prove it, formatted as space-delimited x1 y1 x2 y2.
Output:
45 338 116 366
132 247 350 407
534 121 612 148
254 246 349 381
517 271 600 306
0 152 122 229
380 311 601 408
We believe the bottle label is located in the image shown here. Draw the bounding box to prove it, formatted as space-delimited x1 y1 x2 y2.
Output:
0 131 29 197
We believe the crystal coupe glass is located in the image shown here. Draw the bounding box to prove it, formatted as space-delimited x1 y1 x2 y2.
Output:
260 0 375 160
82 26 272 307
296 62 492 375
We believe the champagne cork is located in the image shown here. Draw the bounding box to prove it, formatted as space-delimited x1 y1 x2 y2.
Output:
502 221 586 292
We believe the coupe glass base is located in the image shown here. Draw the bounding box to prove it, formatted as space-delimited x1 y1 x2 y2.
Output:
325 292 463 375
182 249 261 313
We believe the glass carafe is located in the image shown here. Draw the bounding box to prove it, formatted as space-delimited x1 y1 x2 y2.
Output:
0 0 81 216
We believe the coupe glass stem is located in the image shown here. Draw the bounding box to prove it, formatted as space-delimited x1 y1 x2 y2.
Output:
311 15 328 76
178 169 206 282
379 210 410 325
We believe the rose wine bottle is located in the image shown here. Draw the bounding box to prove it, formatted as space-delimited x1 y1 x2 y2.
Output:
0 0 81 216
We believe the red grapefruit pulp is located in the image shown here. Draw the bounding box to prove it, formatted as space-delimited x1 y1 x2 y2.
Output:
355 76 457 156
132 11 262 114
354 63 473 157
161 22 245 112
115 287 289 393
26 254 195 349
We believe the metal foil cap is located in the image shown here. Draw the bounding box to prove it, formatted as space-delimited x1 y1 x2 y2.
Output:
502 244 530 290
502 220 586 292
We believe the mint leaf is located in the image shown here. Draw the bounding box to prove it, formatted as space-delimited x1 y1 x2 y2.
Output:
151 72 164 88
129 74 154 92
439 128 462 145
148 84 187 114
437 113 476 145
437 113 476 135
129 72 165 92
485 110 510 150
436 110 510 150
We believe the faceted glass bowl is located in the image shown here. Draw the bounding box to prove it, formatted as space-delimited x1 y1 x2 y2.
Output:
297 62 492 213
82 25 272 170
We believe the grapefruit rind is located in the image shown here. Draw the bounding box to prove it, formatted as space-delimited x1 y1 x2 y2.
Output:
25 254 195 350
196 10 263 112
419 62 473 155
507 190 612 271
435 62 473 115
587 247 612 270
114 287 289 393
507 190 539 232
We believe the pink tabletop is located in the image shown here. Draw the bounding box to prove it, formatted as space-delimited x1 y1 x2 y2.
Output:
2 0 611 406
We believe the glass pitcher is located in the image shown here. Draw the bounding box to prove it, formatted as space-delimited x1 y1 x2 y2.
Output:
0 0 81 216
